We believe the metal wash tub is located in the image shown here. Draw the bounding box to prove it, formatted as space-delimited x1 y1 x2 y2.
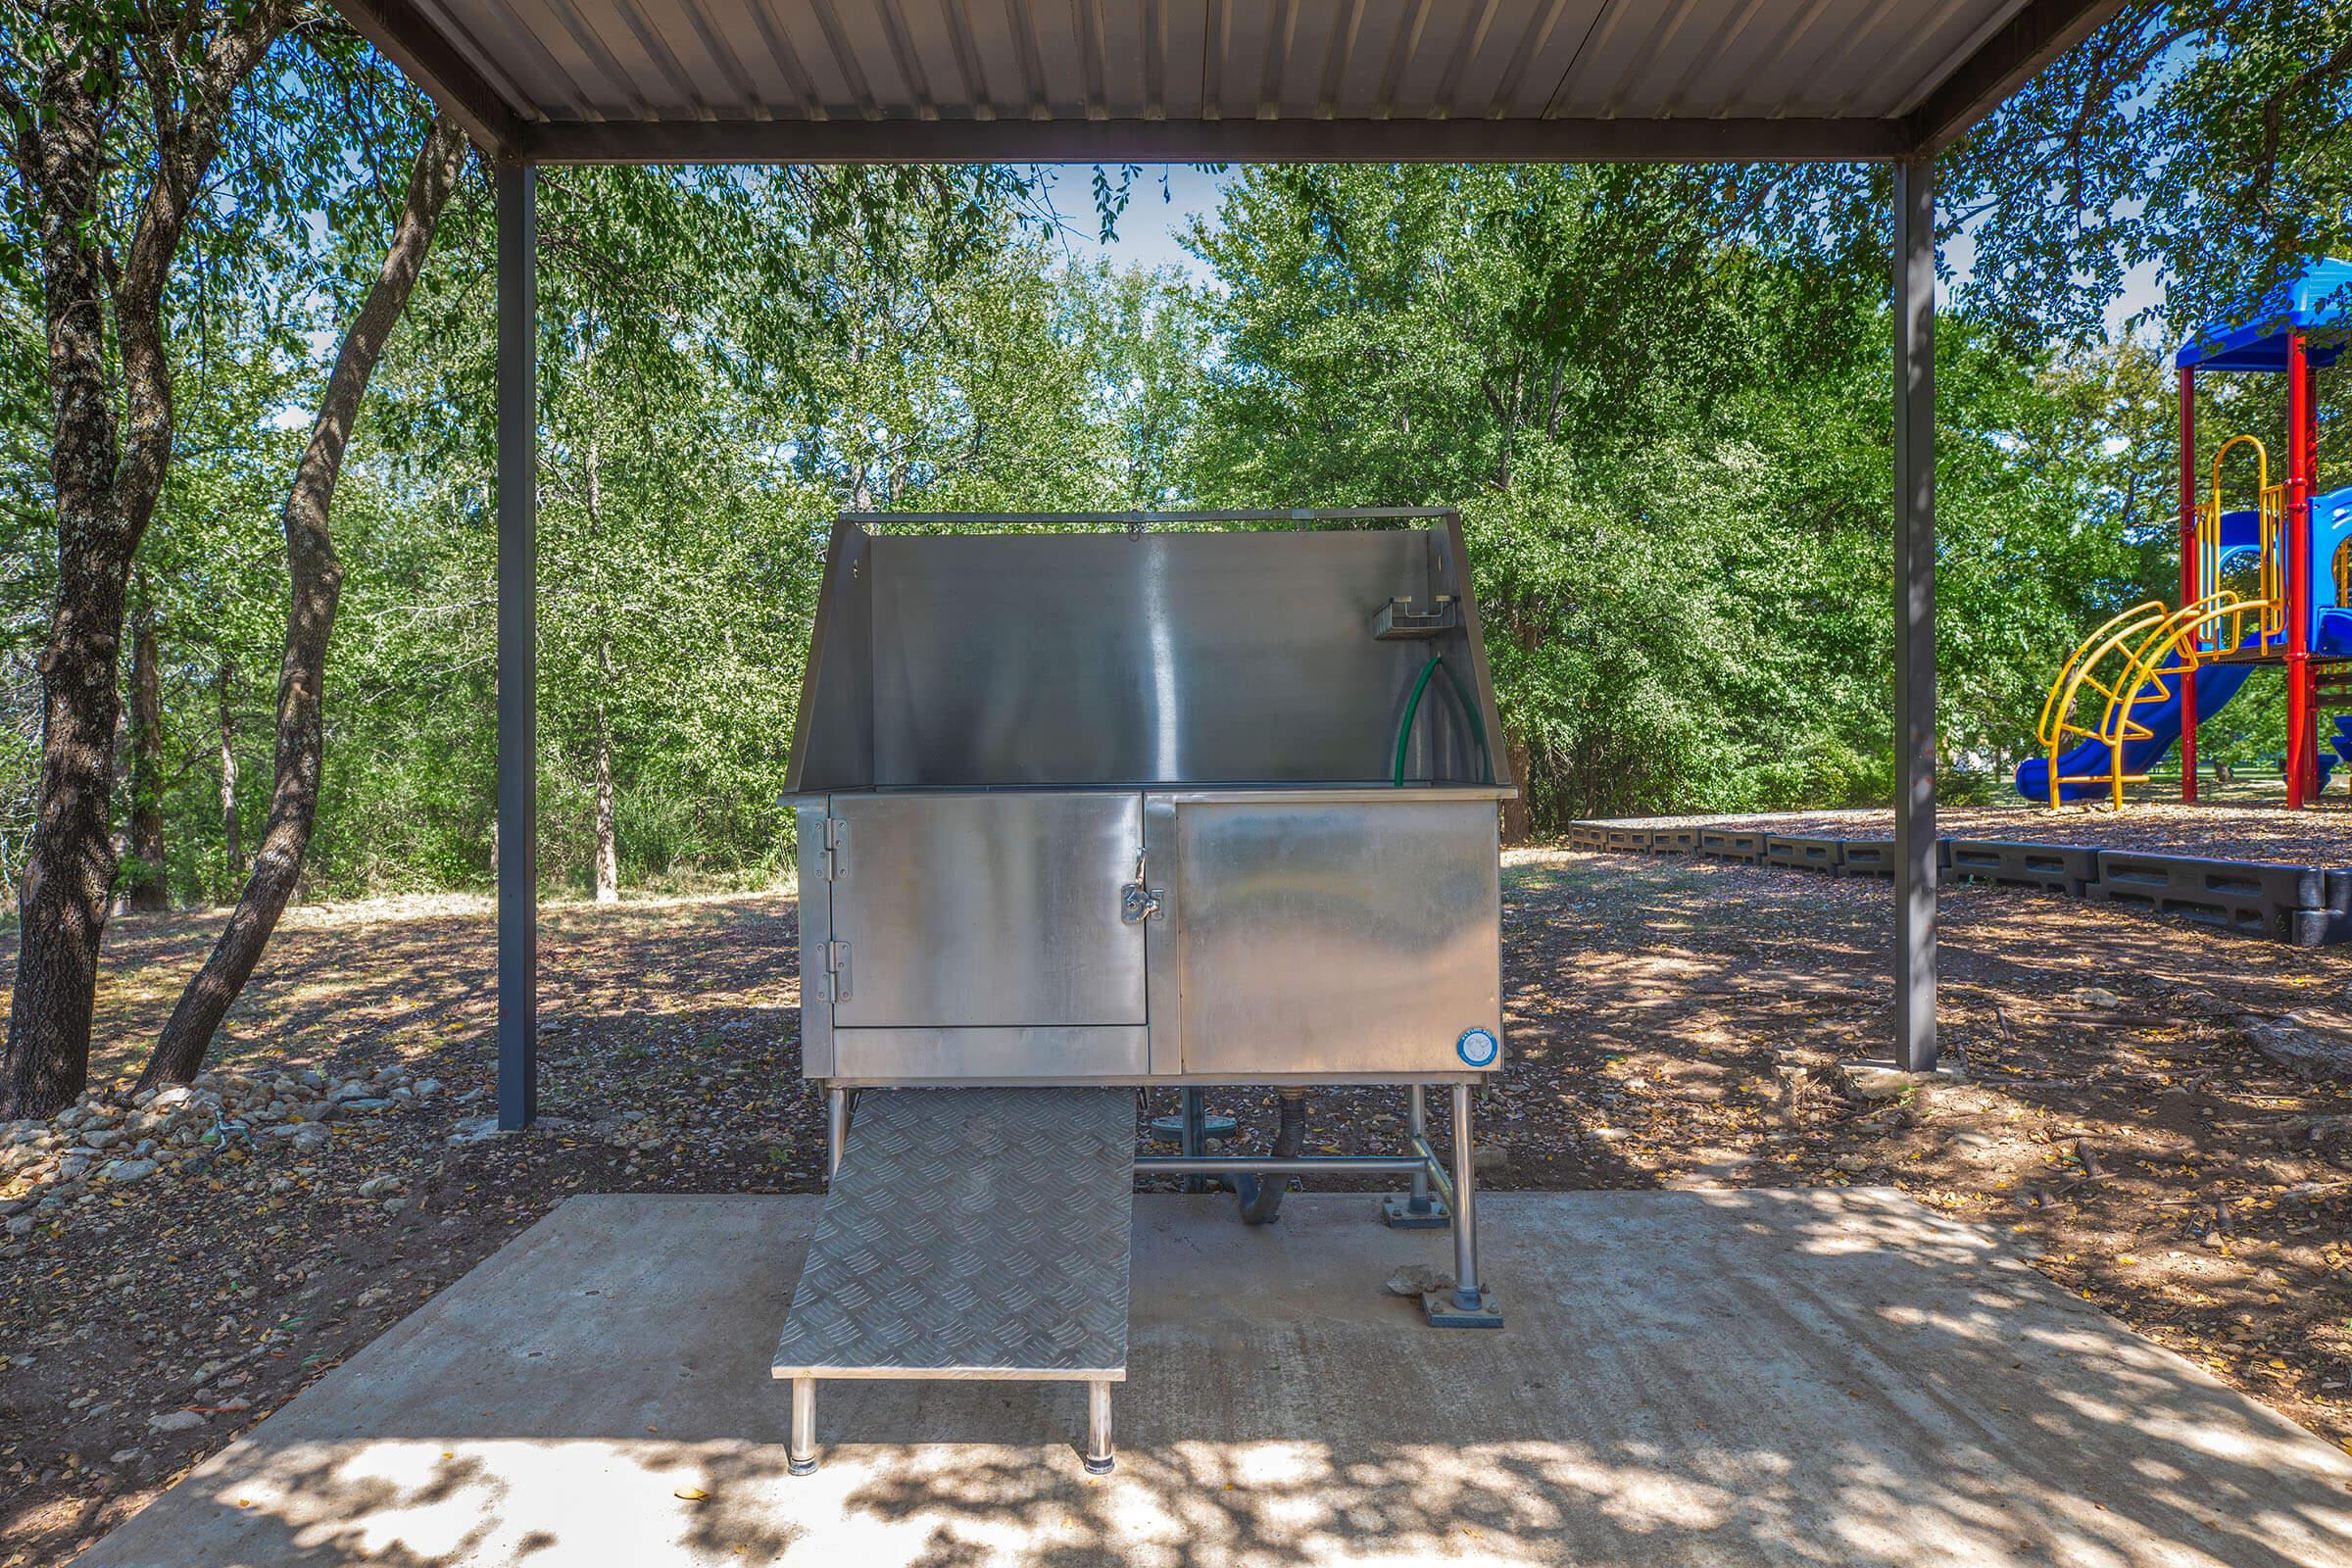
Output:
772 511 1513 1474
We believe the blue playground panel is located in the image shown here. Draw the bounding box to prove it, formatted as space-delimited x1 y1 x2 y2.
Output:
2176 259 2352 372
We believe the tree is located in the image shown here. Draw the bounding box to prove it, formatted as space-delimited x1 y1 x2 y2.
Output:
141 114 468 1088
0 0 291 1116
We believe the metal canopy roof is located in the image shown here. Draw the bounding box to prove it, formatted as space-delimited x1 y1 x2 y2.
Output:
336 0 2122 165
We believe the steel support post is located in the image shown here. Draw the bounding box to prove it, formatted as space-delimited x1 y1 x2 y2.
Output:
1084 1380 1114 1475
2180 366 2198 802
1418 1083 1501 1326
495 164 539 1130
825 1088 848 1181
1891 155 1938 1074
789 1377 817 1476
1450 1083 1479 1301
2288 332 2315 808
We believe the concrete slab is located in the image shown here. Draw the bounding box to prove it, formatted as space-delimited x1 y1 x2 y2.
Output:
75 1190 2352 1568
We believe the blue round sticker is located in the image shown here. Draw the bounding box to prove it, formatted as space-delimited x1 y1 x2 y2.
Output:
1456 1027 1499 1067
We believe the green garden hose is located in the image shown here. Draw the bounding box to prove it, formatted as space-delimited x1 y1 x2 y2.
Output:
1391 654 1494 786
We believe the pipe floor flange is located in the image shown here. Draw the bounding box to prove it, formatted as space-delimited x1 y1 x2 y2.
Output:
1379 1193 1451 1229
1421 1287 1503 1328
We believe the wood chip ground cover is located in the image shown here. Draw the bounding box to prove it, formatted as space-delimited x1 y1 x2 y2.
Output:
5 829 2352 1563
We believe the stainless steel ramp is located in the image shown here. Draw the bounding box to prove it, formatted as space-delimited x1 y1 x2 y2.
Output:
772 1086 1133 1473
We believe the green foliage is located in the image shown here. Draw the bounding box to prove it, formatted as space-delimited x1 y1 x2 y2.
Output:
4 4 2347 898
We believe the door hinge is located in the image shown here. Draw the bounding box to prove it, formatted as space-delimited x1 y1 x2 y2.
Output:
819 816 847 881
817 940 852 1003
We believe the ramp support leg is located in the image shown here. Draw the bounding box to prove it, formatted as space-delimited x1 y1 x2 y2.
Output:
825 1089 848 1181
1084 1380 1114 1475
789 1377 817 1476
1423 1083 1502 1326
1381 1084 1449 1228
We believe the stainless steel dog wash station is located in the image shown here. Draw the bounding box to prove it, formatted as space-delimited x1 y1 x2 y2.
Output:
772 511 1513 1475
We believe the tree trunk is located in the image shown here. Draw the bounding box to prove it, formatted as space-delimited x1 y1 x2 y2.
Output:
125 581 168 912
593 698 619 905
1500 733 1534 845
8 54 133 1116
584 441 619 905
1 1 289 1117
141 117 468 1089
218 657 241 880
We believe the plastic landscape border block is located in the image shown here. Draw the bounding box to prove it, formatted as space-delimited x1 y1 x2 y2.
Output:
2086 851 2336 943
1947 841 2100 898
1565 821 2352 948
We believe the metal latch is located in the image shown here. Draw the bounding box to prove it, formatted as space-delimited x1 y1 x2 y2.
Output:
820 940 852 1002
1120 848 1164 924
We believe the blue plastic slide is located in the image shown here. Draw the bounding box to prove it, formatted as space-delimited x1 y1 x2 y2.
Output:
2014 655 2257 803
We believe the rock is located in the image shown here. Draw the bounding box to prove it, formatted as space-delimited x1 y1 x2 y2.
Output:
447 1115 505 1146
414 1078 441 1099
98 1158 158 1185
290 1124 329 1152
341 1097 393 1111
1383 1262 1453 1298
2071 987 2125 1010
356 1175 404 1199
329 1080 371 1102
381 1198 410 1215
83 1129 124 1151
356 1286 392 1307
1838 1058 1967 1102
109 1448 144 1465
147 1410 205 1433
6 1215 34 1238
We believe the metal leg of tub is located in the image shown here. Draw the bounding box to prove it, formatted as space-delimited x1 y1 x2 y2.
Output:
789 1377 818 1475
1422 1083 1503 1327
1084 1380 1114 1475
825 1088 848 1182
1381 1083 1449 1229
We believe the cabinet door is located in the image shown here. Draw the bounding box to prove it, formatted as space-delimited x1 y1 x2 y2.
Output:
828 792 1147 1029
1163 795 1500 1076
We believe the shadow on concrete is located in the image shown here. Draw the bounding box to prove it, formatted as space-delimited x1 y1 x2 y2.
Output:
69 1191 2352 1567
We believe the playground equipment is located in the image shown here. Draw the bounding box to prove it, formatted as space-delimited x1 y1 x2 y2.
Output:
2021 259 2352 808
772 512 1512 1475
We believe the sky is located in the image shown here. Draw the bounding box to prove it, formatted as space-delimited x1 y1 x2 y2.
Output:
1034 163 2174 342
1031 165 1228 283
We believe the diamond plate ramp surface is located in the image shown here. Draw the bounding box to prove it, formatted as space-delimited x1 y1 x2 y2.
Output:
773 1088 1134 1381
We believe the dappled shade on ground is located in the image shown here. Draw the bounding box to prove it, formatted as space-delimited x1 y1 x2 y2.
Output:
7 848 2352 1561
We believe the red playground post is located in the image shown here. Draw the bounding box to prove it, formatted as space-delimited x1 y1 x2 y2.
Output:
2288 330 2313 809
2180 365 2198 803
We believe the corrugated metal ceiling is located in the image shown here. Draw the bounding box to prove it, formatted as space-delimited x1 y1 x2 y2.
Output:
339 0 2115 162
425 0 2020 124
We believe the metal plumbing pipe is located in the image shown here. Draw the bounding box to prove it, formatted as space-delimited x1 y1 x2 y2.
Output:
1138 1155 1429 1175
1235 1090 1308 1224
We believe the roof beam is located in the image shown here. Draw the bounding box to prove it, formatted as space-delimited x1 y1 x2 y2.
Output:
1903 0 2128 153
520 112 1906 165
333 0 533 158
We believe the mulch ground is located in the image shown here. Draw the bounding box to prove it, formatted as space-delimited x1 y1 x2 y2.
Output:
8 828 2352 1564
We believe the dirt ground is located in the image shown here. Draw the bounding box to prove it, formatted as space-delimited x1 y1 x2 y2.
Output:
8 823 2352 1564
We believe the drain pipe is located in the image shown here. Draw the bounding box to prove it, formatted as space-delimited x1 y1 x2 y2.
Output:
1236 1090 1308 1224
